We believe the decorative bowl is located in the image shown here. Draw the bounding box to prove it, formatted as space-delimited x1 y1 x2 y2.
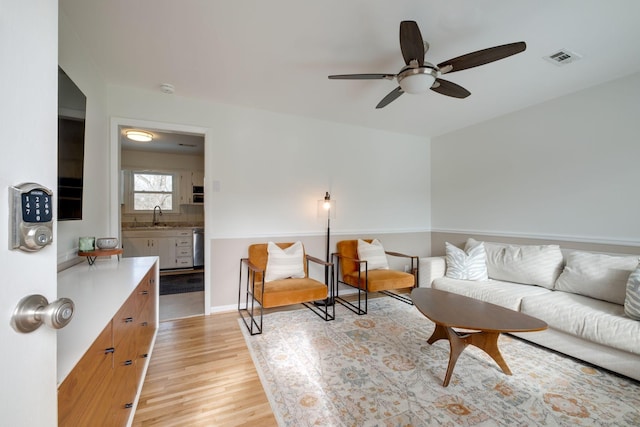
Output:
96 237 119 249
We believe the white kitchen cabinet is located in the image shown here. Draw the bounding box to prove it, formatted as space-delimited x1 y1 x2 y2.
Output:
192 170 204 187
178 170 204 205
157 238 177 270
122 237 159 258
122 229 193 270
179 171 192 204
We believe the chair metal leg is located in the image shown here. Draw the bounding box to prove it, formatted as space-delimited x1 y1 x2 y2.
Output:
303 265 336 321
238 259 263 335
380 289 414 305
334 254 368 315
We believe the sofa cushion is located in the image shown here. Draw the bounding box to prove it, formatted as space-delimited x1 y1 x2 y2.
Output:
445 241 488 280
554 251 638 305
521 292 640 355
625 265 640 320
357 238 389 271
467 238 563 289
432 277 551 311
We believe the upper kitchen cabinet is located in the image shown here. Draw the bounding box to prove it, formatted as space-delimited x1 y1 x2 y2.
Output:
180 171 204 205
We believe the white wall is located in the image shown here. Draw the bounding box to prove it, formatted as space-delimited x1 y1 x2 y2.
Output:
0 1 58 424
431 72 640 245
106 86 431 307
57 9 111 265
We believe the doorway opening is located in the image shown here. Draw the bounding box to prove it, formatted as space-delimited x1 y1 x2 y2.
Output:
110 118 210 320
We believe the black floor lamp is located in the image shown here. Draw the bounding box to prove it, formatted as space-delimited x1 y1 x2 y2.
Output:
316 191 335 305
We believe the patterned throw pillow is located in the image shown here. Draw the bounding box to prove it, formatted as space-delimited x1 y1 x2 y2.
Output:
357 239 389 272
265 241 306 282
445 241 488 281
625 266 640 320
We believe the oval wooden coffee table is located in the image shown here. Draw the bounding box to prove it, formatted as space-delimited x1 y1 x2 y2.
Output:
411 288 547 387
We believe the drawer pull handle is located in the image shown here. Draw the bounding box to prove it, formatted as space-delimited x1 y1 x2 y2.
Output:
140 290 149 295
104 347 115 354
124 403 133 409
142 321 148 327
142 353 149 358
124 317 134 323
123 360 133 366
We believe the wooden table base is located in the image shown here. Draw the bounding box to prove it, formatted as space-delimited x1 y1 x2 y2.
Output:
428 323 512 387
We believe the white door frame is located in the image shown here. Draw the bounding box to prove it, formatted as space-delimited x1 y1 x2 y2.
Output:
109 117 211 315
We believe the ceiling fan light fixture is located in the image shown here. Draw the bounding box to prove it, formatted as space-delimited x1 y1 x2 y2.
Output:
125 130 153 142
398 67 437 94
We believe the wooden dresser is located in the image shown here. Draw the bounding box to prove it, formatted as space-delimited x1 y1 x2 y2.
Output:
57 257 159 427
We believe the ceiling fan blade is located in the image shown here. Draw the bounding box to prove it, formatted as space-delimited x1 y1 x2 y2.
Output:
376 86 404 109
328 73 395 80
437 41 526 74
430 79 471 99
400 21 424 66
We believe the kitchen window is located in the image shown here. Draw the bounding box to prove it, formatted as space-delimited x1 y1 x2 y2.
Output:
128 171 177 212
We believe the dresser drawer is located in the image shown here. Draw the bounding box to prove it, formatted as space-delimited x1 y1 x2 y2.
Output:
58 322 114 426
113 294 138 349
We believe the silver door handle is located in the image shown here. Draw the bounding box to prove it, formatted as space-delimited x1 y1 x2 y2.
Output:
11 294 74 333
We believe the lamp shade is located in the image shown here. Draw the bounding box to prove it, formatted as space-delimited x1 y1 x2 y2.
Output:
317 192 336 219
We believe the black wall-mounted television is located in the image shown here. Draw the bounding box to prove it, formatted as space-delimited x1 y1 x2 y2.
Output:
57 66 86 221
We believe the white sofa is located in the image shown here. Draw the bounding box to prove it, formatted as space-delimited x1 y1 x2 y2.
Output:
419 238 640 382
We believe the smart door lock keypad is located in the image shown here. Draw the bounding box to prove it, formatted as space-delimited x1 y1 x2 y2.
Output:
22 190 52 223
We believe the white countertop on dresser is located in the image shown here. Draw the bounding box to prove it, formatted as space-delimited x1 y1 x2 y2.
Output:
57 256 159 385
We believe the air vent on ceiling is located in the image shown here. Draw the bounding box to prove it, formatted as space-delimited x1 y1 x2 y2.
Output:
179 143 197 148
544 49 582 66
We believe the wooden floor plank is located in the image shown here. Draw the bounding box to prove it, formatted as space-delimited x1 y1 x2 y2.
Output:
132 311 278 427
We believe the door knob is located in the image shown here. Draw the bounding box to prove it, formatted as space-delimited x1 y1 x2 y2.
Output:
11 294 75 333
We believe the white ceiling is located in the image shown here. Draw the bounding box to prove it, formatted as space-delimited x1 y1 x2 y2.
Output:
119 126 205 155
61 0 640 139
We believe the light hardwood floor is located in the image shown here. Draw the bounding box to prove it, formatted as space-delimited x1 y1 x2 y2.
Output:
132 312 278 427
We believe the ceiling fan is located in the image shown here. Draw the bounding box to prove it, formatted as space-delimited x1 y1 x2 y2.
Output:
328 21 526 108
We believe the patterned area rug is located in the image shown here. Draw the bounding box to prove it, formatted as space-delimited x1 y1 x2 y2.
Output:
241 297 640 426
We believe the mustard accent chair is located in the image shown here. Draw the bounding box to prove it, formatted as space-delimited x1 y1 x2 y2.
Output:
334 239 418 315
238 242 335 335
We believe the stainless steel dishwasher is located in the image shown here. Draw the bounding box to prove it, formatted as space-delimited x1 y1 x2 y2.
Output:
193 228 204 268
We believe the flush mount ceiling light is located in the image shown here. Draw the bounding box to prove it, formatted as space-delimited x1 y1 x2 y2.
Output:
125 130 153 142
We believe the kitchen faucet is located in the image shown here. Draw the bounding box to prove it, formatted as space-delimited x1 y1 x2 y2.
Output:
153 205 163 226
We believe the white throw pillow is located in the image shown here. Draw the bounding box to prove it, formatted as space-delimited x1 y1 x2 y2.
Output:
467 238 563 289
445 240 488 281
357 239 389 271
264 241 306 282
624 265 640 320
554 251 639 305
